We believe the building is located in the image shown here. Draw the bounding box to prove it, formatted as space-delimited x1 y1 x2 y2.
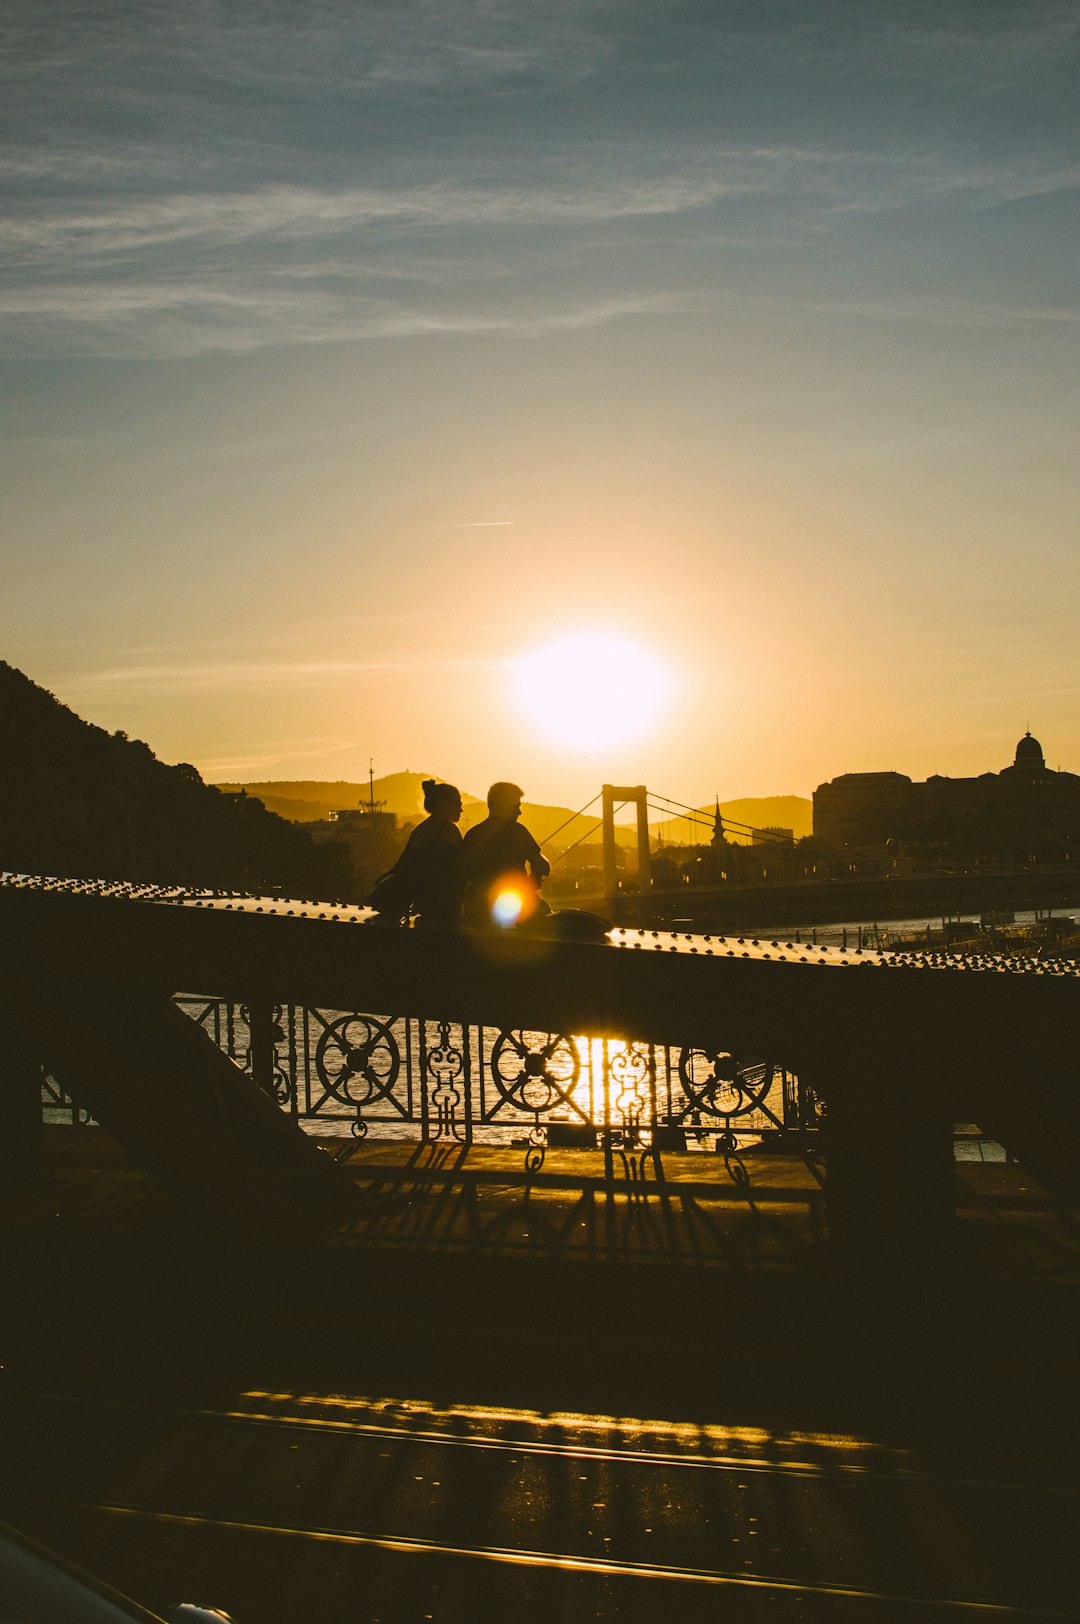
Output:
305 806 403 900
751 826 795 847
813 733 1080 864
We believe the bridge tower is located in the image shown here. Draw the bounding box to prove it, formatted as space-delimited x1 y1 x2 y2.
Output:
601 785 651 904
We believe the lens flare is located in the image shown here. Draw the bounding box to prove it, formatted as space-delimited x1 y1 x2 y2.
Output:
492 889 524 927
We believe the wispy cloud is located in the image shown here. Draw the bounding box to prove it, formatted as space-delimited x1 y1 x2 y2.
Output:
8 149 1077 266
4 140 1075 358
195 739 362 778
808 295 1080 330
68 654 506 696
858 4 1080 93
824 153 1080 215
3 2 1077 363
0 174 750 263
1 0 618 111
0 281 700 358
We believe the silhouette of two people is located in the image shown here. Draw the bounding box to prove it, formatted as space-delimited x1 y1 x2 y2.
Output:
368 778 550 930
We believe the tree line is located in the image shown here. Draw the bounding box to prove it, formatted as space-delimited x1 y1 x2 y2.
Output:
0 662 348 895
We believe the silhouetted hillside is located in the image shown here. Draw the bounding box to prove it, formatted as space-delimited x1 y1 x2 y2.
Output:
0 662 335 891
215 774 485 824
216 774 812 853
218 775 641 851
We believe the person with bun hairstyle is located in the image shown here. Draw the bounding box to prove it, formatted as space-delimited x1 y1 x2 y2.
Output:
366 780 463 927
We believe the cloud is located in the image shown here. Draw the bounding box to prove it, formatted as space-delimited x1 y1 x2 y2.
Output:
194 738 363 777
2 137 1075 357
0 162 737 355
824 154 1080 215
67 654 506 696
807 295 1080 330
857 4 1080 93
1 173 751 263
3 0 1078 364
0 279 700 358
8 147 1075 264
1 0 620 130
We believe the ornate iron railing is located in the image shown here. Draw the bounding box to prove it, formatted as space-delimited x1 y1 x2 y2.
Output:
41 996 818 1172
15 874 1080 1245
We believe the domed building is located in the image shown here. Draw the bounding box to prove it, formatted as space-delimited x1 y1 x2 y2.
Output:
1001 731 1046 774
813 733 1080 863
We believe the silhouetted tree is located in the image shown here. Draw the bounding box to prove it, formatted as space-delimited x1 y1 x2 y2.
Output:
0 661 330 894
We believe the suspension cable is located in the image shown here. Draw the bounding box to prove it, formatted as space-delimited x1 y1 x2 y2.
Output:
649 789 816 850
647 788 969 876
647 802 715 837
539 792 603 850
647 797 713 828
549 804 627 865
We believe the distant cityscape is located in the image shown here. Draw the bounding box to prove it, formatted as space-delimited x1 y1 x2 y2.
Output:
219 730 1080 906
813 731 1079 868
5 658 1077 918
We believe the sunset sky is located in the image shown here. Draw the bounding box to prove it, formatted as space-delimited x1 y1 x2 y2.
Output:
4 1 1078 810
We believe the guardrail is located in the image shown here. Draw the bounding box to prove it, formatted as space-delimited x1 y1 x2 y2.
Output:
5 874 1080 1252
43 997 817 1176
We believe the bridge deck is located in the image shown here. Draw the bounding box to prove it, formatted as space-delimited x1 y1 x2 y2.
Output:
2 1126 1079 1623
9 1123 1079 1285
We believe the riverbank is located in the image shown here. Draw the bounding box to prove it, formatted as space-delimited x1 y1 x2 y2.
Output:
558 867 1080 935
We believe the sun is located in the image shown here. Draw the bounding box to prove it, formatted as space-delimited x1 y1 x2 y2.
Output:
511 631 674 752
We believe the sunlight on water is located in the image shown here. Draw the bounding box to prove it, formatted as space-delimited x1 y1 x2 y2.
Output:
43 999 791 1147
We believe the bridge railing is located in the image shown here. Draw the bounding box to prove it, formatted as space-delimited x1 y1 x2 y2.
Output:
11 875 1080 1250
41 996 818 1171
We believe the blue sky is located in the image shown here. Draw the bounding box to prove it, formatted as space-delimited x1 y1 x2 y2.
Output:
4 1 1079 804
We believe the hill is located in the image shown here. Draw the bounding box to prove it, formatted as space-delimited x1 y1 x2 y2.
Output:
215 775 642 851
0 662 335 892
214 774 485 824
215 776 813 852
651 796 813 846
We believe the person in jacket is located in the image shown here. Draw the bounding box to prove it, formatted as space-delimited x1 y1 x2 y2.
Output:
459 780 550 928
367 779 463 927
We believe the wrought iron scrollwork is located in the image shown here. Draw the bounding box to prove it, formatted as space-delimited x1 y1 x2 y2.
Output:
675 1049 779 1148
609 1041 653 1148
605 1040 656 1182
315 1013 402 1138
423 1019 468 1142
167 997 814 1157
239 1002 294 1107
524 1125 547 1175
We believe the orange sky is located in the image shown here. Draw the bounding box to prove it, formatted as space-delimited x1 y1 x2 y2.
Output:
5 3 1078 805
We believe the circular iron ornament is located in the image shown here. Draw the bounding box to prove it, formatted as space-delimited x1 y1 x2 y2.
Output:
676 1050 776 1122
315 1014 401 1111
490 1030 581 1118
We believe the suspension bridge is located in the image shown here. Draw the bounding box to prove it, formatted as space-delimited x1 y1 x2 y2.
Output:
538 784 1080 932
